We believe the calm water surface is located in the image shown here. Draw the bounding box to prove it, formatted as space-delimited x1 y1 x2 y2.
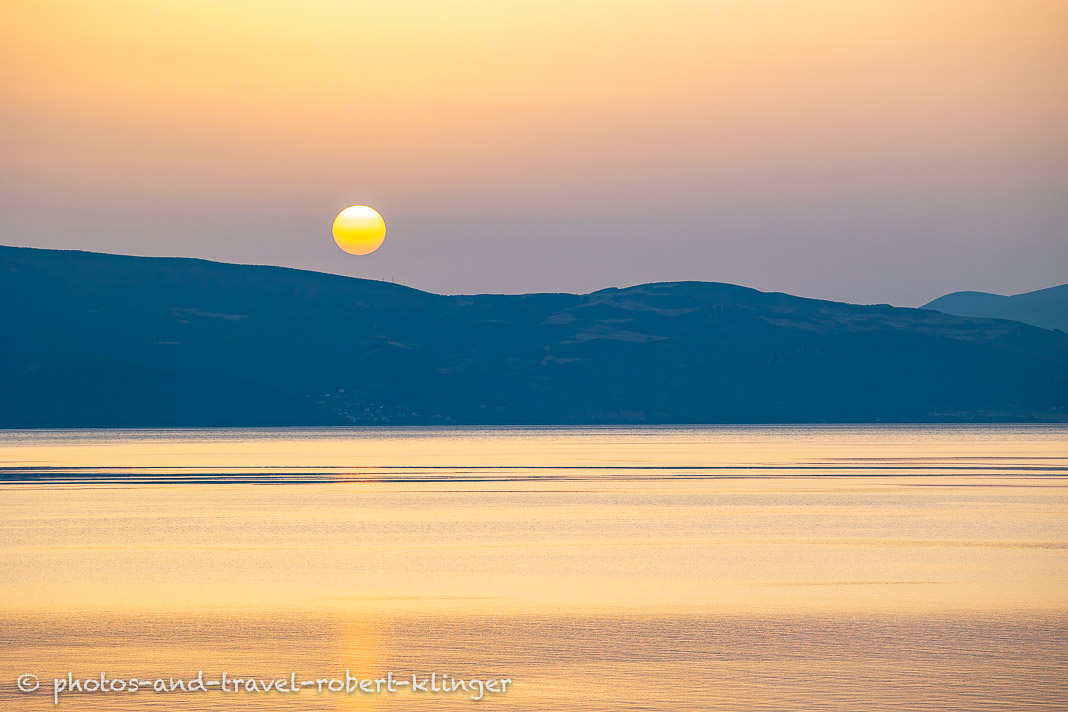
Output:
0 425 1065 710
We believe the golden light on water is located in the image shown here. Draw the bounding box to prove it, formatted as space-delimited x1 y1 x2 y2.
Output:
1 428 1066 711
2 426 1066 616
332 205 386 256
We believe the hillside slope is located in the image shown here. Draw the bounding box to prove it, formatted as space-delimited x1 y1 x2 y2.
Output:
924 284 1068 332
2 245 1066 425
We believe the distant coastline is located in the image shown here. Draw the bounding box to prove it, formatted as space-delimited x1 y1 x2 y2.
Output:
2 245 1066 428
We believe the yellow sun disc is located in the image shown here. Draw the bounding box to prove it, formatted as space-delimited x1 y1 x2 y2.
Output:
332 205 386 255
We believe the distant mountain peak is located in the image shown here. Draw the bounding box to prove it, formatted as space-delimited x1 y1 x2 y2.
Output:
923 283 1068 332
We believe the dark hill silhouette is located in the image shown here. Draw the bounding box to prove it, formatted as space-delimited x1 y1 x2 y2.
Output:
2 245 1066 426
923 283 1068 332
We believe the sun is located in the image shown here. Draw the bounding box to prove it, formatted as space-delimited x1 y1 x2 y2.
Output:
332 205 386 255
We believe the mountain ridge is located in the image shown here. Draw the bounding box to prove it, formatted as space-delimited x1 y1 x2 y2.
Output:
923 283 1068 332
3 245 1066 426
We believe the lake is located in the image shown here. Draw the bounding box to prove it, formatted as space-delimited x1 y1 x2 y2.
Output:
0 425 1065 710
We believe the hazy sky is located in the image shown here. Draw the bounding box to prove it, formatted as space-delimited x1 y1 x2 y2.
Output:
2 0 1066 305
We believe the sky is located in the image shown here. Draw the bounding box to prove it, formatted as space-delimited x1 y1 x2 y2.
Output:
2 0 1066 306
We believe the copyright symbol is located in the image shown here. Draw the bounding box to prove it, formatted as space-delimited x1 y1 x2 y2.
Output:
17 674 40 692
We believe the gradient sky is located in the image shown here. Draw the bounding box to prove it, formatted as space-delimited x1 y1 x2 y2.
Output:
2 0 1066 305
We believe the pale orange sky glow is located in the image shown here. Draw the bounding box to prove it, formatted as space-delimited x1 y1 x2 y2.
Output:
2 0 1066 303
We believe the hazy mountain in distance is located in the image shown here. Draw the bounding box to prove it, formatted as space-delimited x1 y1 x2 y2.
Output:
923 284 1068 332
2 245 1066 426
